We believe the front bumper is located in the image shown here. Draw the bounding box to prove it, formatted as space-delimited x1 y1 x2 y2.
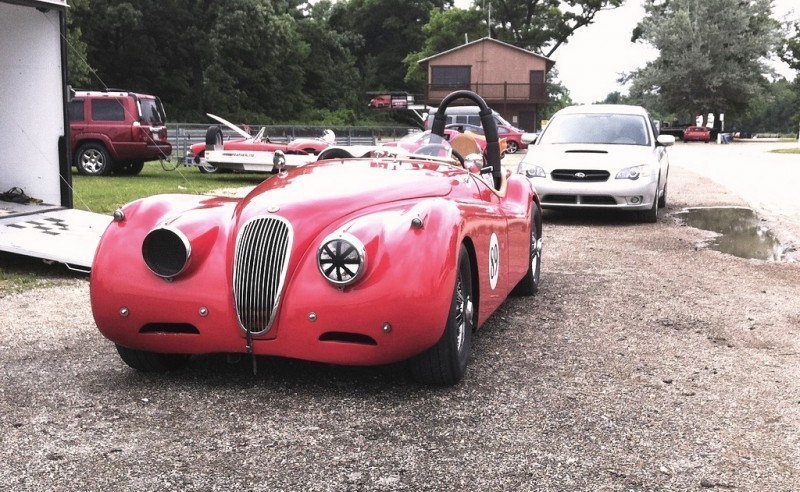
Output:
530 175 658 210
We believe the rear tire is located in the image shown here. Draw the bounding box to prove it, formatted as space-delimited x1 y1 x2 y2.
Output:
115 161 144 175
410 245 474 385
506 141 519 154
115 345 190 372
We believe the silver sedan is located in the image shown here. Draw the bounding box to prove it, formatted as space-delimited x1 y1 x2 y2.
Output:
517 105 675 222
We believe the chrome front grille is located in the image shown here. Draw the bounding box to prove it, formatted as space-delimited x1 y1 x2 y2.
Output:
233 217 293 335
551 169 610 182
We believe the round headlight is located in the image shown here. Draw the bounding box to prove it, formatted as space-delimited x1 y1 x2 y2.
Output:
142 227 191 278
318 233 366 286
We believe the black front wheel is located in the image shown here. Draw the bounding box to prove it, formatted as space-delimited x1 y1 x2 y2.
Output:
410 245 474 385
115 345 190 372
512 206 542 296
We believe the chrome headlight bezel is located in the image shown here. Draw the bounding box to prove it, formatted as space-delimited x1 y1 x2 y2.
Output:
517 161 546 179
141 226 191 279
317 233 367 287
615 164 651 180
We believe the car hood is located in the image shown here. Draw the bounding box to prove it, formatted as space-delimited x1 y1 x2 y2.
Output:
235 158 455 226
525 143 655 171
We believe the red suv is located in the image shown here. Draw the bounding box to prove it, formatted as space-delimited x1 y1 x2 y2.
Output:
68 90 172 176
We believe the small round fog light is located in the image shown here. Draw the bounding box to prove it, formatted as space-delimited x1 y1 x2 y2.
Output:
630 196 641 204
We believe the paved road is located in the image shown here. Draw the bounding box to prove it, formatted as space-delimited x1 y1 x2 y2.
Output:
667 140 800 244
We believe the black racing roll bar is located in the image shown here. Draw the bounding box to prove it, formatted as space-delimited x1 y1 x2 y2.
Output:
431 90 502 188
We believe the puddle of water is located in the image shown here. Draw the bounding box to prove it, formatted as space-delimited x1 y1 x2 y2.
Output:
676 207 785 261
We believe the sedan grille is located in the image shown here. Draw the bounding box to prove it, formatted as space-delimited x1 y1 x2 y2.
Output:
233 217 293 335
551 169 610 182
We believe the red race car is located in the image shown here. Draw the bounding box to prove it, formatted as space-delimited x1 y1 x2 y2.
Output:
186 114 334 173
90 91 543 385
683 126 711 142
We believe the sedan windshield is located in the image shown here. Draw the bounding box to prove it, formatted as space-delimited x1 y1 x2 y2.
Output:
539 113 651 146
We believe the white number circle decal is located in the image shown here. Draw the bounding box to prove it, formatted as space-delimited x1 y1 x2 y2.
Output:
488 233 500 290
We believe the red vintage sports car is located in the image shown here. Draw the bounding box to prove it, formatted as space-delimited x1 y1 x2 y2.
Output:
91 91 543 385
185 114 334 173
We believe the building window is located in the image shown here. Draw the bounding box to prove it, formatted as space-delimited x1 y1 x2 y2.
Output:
431 66 471 89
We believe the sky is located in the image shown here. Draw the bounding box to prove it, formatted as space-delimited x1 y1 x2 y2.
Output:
551 0 799 104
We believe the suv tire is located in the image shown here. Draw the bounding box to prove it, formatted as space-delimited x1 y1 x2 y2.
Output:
75 143 114 176
116 161 145 176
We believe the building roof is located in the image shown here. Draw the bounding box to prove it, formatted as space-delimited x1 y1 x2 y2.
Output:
418 37 555 71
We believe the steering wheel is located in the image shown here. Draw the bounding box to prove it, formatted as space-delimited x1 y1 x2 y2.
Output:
431 90 502 189
414 144 465 165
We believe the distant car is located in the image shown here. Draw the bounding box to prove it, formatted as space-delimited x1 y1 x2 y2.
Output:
368 95 391 109
380 129 461 154
185 114 333 173
444 124 510 155
90 90 543 385
517 104 675 223
69 90 172 176
683 126 711 143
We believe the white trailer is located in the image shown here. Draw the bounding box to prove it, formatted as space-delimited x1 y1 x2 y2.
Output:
0 0 110 270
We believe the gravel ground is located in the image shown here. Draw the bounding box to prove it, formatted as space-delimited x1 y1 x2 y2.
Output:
1 144 799 491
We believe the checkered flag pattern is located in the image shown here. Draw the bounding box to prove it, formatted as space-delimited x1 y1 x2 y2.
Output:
7 217 70 236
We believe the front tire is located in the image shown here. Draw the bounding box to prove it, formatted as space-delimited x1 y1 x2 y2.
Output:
506 140 519 154
75 143 114 176
638 181 660 223
115 345 190 372
512 206 542 296
410 245 474 385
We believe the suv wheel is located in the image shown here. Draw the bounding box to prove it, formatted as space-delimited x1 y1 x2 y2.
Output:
116 161 145 176
75 143 114 176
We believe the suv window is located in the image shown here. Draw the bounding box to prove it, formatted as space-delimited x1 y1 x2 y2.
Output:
68 100 85 122
139 98 165 124
91 99 126 121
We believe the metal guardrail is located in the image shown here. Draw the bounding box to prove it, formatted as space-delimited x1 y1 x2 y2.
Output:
168 123 417 159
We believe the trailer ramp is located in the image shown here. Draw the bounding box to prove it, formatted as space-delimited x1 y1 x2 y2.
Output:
0 203 111 271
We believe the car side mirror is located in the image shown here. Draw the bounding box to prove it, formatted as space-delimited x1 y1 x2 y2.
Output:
521 132 538 145
657 135 676 147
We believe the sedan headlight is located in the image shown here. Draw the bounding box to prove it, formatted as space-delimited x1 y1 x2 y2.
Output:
318 233 366 287
142 227 191 278
517 162 546 179
615 165 651 180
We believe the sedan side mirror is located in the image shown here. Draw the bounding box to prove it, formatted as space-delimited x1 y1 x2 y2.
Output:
657 135 676 147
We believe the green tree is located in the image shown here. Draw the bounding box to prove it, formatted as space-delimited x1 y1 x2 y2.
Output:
329 0 448 94
403 7 487 89
626 0 781 122
489 0 623 56
65 0 93 88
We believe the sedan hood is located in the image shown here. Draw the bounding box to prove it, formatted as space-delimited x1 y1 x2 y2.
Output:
526 144 654 171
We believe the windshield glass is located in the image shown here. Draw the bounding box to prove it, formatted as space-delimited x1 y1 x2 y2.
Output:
381 131 454 160
539 113 651 146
